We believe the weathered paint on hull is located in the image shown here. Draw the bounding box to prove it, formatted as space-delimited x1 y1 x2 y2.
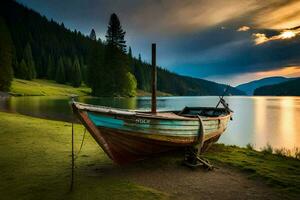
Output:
72 103 231 164
88 111 230 143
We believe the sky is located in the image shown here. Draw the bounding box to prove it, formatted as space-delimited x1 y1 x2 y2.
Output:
18 0 300 86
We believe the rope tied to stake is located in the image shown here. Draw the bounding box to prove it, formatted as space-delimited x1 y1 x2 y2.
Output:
70 119 87 191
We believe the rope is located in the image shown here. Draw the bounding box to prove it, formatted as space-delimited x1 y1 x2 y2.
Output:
74 128 87 160
70 119 87 191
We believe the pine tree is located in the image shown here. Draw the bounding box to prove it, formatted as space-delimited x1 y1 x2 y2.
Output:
71 57 82 87
104 44 134 96
105 13 126 52
23 43 36 80
47 55 55 80
63 56 72 83
87 42 104 95
19 59 28 80
128 46 132 58
89 29 96 40
55 57 66 84
0 17 14 91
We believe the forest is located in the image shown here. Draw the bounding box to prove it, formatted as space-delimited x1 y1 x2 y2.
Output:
0 0 244 96
254 78 300 96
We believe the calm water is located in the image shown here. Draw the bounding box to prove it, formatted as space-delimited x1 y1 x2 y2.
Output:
0 96 300 151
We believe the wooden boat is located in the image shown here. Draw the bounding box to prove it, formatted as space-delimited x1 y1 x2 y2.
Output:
72 102 232 164
71 44 233 166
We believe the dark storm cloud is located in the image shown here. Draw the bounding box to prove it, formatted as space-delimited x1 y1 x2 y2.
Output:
17 0 300 84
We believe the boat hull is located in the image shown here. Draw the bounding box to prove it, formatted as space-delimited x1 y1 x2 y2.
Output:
72 103 231 164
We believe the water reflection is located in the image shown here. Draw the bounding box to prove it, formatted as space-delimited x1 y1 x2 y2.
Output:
0 96 300 151
279 98 296 149
254 97 268 148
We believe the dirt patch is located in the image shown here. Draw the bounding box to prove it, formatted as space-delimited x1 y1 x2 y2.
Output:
85 153 285 200
129 164 282 200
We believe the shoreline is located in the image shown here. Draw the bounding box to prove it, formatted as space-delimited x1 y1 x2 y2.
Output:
4 79 172 97
0 91 10 98
0 111 299 199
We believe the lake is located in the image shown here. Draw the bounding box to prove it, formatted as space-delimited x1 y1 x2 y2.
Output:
0 96 299 151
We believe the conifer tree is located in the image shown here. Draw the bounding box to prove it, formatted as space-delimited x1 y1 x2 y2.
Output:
128 47 132 58
0 18 13 91
89 29 96 40
55 57 66 84
23 43 36 80
71 57 82 87
105 13 126 52
19 59 28 80
87 42 104 95
47 55 55 80
63 56 72 83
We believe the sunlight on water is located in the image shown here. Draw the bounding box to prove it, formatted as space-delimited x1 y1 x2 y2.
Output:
0 96 300 152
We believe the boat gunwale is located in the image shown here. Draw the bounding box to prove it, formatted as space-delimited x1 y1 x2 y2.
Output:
73 102 232 121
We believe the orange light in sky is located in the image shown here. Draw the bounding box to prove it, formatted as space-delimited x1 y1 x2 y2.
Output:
215 66 300 86
281 30 296 39
255 66 300 77
253 28 300 45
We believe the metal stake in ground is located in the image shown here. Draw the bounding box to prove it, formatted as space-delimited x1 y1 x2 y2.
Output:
70 120 74 191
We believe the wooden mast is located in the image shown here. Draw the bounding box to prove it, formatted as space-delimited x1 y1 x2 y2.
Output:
151 43 157 114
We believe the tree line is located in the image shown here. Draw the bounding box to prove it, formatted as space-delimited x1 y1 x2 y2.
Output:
0 1 136 95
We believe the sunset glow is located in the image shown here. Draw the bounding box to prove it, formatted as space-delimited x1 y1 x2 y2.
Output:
256 66 300 78
253 28 300 45
281 31 296 39
237 26 250 32
214 66 300 86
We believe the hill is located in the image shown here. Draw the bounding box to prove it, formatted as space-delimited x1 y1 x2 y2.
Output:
236 76 293 95
0 0 244 96
254 78 300 96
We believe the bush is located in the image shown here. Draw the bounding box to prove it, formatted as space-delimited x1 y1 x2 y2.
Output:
261 143 273 154
246 143 254 150
274 148 291 157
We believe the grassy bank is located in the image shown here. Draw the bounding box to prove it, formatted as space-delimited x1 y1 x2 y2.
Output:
10 79 91 96
8 79 171 97
0 111 299 199
0 112 166 200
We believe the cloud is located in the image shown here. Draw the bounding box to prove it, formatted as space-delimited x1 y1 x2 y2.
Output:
254 0 300 29
237 26 250 31
253 28 300 45
16 0 300 85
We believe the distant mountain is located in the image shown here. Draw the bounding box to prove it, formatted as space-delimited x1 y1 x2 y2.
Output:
254 78 300 96
236 76 293 95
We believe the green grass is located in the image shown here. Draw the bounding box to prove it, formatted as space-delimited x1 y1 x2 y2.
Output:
9 79 91 96
8 79 171 97
206 144 300 198
0 112 167 200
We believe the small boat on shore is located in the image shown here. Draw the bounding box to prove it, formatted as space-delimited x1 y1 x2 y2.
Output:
72 102 232 164
71 44 233 167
